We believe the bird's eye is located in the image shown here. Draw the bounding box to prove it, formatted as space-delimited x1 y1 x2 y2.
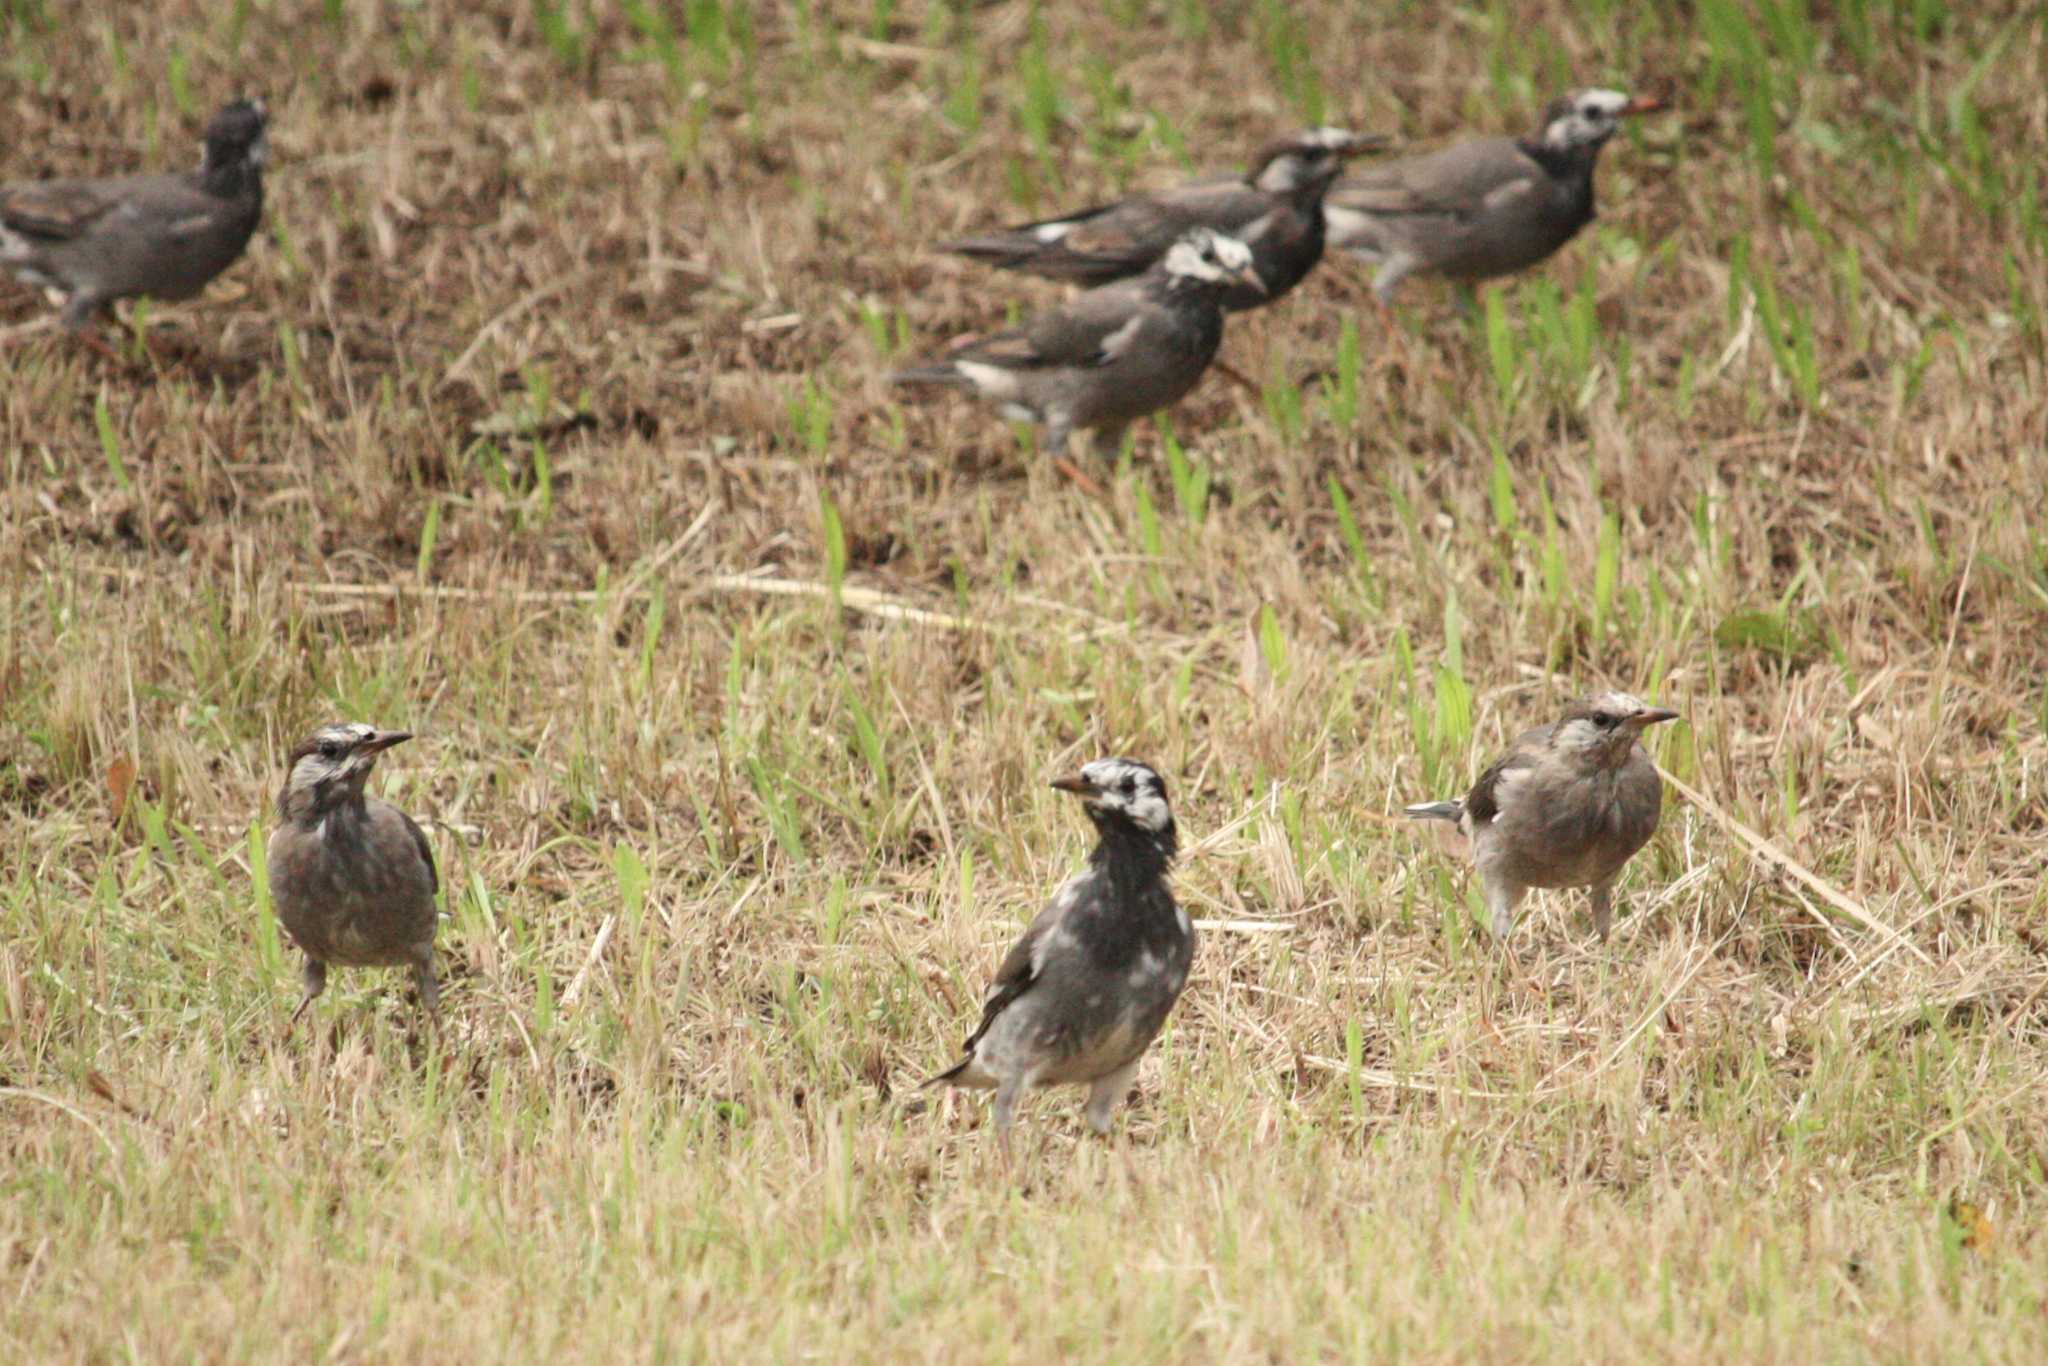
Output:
1596 714 1619 729
319 739 342 758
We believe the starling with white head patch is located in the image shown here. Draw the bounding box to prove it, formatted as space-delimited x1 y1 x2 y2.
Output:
940 127 1386 310
925 757 1194 1149
890 227 1262 462
1326 89 1663 302
1 99 269 341
1405 693 1678 941
265 723 441 1025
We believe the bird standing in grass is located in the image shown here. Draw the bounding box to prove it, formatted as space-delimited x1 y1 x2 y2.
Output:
1326 88 1663 303
266 723 441 1027
926 758 1194 1153
0 99 269 351
889 227 1262 473
1405 693 1678 942
940 126 1386 310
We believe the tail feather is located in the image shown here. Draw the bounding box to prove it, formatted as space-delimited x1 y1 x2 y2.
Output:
1403 800 1463 823
886 363 968 388
940 235 1129 285
938 234 1040 270
921 1055 972 1090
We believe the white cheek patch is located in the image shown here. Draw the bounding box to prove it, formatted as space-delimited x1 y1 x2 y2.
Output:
1122 790 1172 832
1257 159 1308 192
1032 220 1077 243
1161 240 1216 280
1210 235 1254 273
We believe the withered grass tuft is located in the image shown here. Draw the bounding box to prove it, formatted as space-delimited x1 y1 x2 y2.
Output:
2 1 2045 1358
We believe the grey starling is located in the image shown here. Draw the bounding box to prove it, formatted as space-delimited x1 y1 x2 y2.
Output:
925 758 1194 1147
0 98 268 334
1326 89 1663 302
889 227 1262 461
1405 692 1678 941
265 723 441 1024
940 127 1385 310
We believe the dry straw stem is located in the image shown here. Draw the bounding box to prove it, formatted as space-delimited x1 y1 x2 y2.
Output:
1656 763 1932 966
4 0 2048 1359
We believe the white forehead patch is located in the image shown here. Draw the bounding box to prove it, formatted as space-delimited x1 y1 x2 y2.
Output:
1211 233 1253 271
1079 757 1172 833
1161 233 1218 280
1587 690 1647 716
1544 89 1634 148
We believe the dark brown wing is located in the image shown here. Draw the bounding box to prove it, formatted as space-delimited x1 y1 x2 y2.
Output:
1462 723 1554 826
943 176 1263 283
399 809 439 896
0 181 122 241
1046 179 1266 264
957 911 1053 1054
1329 137 1539 223
944 280 1154 372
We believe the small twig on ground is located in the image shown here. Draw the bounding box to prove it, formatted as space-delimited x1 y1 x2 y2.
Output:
1657 764 1932 965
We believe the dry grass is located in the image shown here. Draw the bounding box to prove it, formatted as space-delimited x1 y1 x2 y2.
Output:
3 0 2047 1359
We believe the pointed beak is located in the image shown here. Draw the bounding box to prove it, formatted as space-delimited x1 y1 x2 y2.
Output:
360 729 414 755
1227 258 1268 296
1621 93 1667 117
1632 708 1680 729
1050 773 1100 797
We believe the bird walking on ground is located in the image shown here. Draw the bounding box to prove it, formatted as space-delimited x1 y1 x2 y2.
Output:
889 227 1262 469
1405 693 1678 942
925 758 1195 1152
940 127 1385 310
1326 89 1663 303
0 98 269 351
265 723 441 1026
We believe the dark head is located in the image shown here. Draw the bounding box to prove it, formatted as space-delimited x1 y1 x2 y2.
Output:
1052 756 1177 858
1552 692 1679 768
277 722 412 822
1248 126 1387 197
202 98 269 182
1157 227 1264 299
1535 88 1663 153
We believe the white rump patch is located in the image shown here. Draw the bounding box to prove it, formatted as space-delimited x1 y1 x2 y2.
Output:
953 359 1024 400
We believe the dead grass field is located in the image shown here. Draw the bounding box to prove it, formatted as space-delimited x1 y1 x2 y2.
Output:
3 0 2047 1359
